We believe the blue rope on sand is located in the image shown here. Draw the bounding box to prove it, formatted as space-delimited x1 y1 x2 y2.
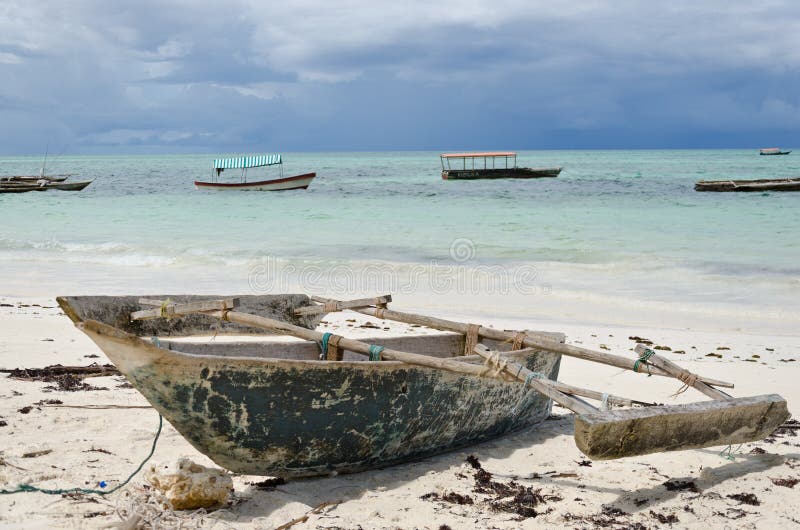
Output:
0 414 163 496
320 332 333 360
369 345 384 361
720 444 743 461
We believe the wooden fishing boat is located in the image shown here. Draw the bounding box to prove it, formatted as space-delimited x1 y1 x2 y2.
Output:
695 178 800 192
45 179 93 191
0 177 92 192
0 182 48 193
0 175 69 183
57 295 561 477
58 294 789 478
195 173 315 191
759 148 791 156
441 152 562 180
195 154 316 191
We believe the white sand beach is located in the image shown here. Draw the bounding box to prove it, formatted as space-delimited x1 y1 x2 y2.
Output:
1 295 797 529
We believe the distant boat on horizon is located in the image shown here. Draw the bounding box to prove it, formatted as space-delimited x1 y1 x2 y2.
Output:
759 147 791 156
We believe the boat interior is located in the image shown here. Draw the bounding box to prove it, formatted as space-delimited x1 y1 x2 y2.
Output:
57 294 564 363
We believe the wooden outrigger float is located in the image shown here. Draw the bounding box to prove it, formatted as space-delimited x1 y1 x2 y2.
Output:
440 152 562 180
57 294 789 477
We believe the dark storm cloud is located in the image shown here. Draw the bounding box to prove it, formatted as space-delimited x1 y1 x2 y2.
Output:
0 1 798 153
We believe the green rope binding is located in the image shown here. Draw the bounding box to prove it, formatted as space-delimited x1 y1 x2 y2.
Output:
512 371 546 414
523 371 546 386
159 298 173 318
0 414 163 496
368 345 384 361
633 348 655 374
319 332 332 360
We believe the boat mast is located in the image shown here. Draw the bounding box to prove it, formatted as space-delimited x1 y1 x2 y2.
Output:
40 144 49 178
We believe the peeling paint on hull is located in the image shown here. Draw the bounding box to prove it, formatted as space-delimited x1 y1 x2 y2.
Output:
78 320 561 478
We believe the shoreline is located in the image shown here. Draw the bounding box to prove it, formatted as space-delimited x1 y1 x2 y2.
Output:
0 294 798 528
1 256 798 336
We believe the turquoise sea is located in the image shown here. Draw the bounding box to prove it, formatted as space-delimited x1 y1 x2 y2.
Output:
1 150 798 330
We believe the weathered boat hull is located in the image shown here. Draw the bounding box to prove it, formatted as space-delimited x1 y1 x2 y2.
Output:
195 172 316 191
1 175 68 183
0 179 92 192
695 178 800 192
78 321 560 477
58 295 562 478
442 167 562 180
47 180 93 191
0 184 47 193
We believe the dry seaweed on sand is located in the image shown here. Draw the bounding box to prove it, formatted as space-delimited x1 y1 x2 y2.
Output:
662 479 700 493
726 493 760 505
763 418 799 444
467 455 562 518
423 455 563 518
562 505 642 528
4 363 119 379
83 447 113 455
713 508 752 520
773 419 799 436
35 399 63 405
421 491 474 505
649 510 679 524
248 477 286 490
770 477 799 488
3 363 118 391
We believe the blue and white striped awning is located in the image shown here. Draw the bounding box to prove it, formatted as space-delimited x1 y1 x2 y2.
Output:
214 154 282 169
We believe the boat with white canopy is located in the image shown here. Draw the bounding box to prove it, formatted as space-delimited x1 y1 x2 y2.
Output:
440 152 562 180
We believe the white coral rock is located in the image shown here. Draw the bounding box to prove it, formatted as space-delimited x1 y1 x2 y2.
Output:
145 458 232 510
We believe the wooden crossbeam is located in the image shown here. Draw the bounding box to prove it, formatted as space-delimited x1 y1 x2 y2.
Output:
473 344 646 411
294 294 392 316
313 296 734 389
131 298 239 321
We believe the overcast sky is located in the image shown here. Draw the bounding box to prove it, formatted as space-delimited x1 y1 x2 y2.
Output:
1 1 799 154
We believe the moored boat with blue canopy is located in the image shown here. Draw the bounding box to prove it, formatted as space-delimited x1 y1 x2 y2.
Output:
196 153 315 191
213 154 283 169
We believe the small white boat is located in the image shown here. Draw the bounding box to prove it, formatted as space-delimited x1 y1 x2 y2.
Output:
195 154 316 191
759 147 791 156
